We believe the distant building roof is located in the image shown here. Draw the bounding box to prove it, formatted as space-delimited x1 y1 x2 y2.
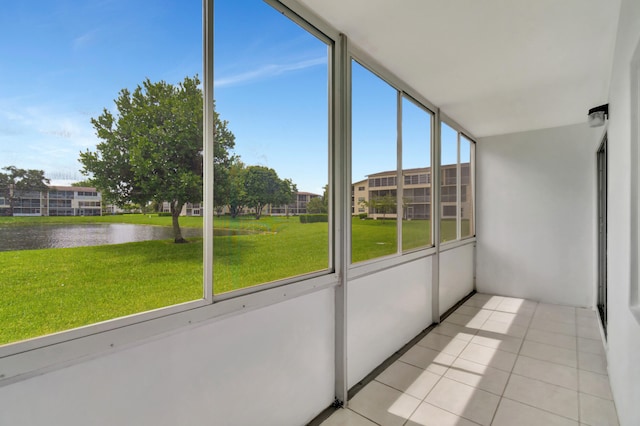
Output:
48 185 99 192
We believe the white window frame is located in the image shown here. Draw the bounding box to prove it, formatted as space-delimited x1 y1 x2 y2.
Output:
630 35 640 323
0 0 480 390
439 115 477 246
0 0 341 386
348 48 439 276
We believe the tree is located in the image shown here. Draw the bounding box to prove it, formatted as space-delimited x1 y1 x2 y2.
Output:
79 75 235 243
0 166 50 216
376 193 397 220
306 196 326 214
306 184 328 214
242 165 296 219
275 178 297 217
226 159 247 218
70 179 96 187
360 192 396 221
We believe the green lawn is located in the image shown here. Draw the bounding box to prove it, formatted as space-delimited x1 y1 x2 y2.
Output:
0 239 203 344
0 214 471 345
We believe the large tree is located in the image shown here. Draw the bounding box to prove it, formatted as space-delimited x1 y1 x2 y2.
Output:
242 165 297 219
79 75 235 243
0 166 50 216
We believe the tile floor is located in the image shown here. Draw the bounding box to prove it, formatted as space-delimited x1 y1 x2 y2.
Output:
321 293 619 426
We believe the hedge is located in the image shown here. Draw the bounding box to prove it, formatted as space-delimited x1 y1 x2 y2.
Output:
299 214 328 223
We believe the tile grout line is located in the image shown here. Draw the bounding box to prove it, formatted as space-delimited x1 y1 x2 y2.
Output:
418 296 494 425
488 300 537 426
576 307 582 425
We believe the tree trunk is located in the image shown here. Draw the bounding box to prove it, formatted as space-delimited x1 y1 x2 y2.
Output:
171 201 187 243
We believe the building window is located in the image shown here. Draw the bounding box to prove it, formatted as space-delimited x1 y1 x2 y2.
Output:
442 205 457 217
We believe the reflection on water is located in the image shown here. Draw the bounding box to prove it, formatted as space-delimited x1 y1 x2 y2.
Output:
0 224 204 252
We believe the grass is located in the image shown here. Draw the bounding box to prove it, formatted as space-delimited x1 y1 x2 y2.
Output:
0 214 471 345
1 239 203 344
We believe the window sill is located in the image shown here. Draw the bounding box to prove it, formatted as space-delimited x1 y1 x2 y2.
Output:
439 237 476 252
348 247 437 280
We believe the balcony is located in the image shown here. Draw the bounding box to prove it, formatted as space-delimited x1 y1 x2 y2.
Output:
320 294 617 426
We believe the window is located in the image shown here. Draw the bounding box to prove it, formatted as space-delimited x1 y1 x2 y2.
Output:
351 60 397 263
0 0 333 350
214 0 330 293
0 0 479 372
401 96 433 251
442 205 457 217
440 122 459 243
0 0 205 346
460 135 475 238
441 186 457 202
351 59 436 262
440 121 475 243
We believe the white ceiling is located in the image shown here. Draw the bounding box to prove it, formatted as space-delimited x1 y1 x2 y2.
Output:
297 0 621 137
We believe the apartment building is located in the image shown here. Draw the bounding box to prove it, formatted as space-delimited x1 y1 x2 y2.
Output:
269 191 320 215
0 185 102 217
160 201 203 216
353 163 471 221
166 192 321 217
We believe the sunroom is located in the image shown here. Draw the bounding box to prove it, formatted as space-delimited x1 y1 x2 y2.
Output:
1 0 639 425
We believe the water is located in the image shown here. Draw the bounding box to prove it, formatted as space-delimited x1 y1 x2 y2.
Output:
0 224 204 252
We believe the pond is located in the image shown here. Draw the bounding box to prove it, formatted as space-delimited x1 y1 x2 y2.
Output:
0 224 205 252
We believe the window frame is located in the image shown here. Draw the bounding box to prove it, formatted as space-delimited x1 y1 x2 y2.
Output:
0 0 479 385
439 115 476 246
0 0 342 382
630 35 640 323
348 47 438 270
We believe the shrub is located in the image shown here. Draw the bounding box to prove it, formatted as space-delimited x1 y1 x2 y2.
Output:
300 214 328 223
358 213 367 219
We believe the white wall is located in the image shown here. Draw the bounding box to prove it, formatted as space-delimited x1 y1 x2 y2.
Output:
476 123 602 307
0 289 335 426
347 257 432 387
604 0 640 423
439 244 475 315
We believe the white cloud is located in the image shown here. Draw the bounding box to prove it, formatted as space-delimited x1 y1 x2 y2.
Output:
73 29 100 50
0 100 98 175
214 56 326 88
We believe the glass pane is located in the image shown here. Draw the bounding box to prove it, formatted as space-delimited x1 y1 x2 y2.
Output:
351 61 397 263
0 1 203 346
440 122 458 243
213 0 330 293
402 97 432 251
460 135 474 238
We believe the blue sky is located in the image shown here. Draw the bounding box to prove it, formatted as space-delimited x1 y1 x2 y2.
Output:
0 0 201 184
0 0 459 193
